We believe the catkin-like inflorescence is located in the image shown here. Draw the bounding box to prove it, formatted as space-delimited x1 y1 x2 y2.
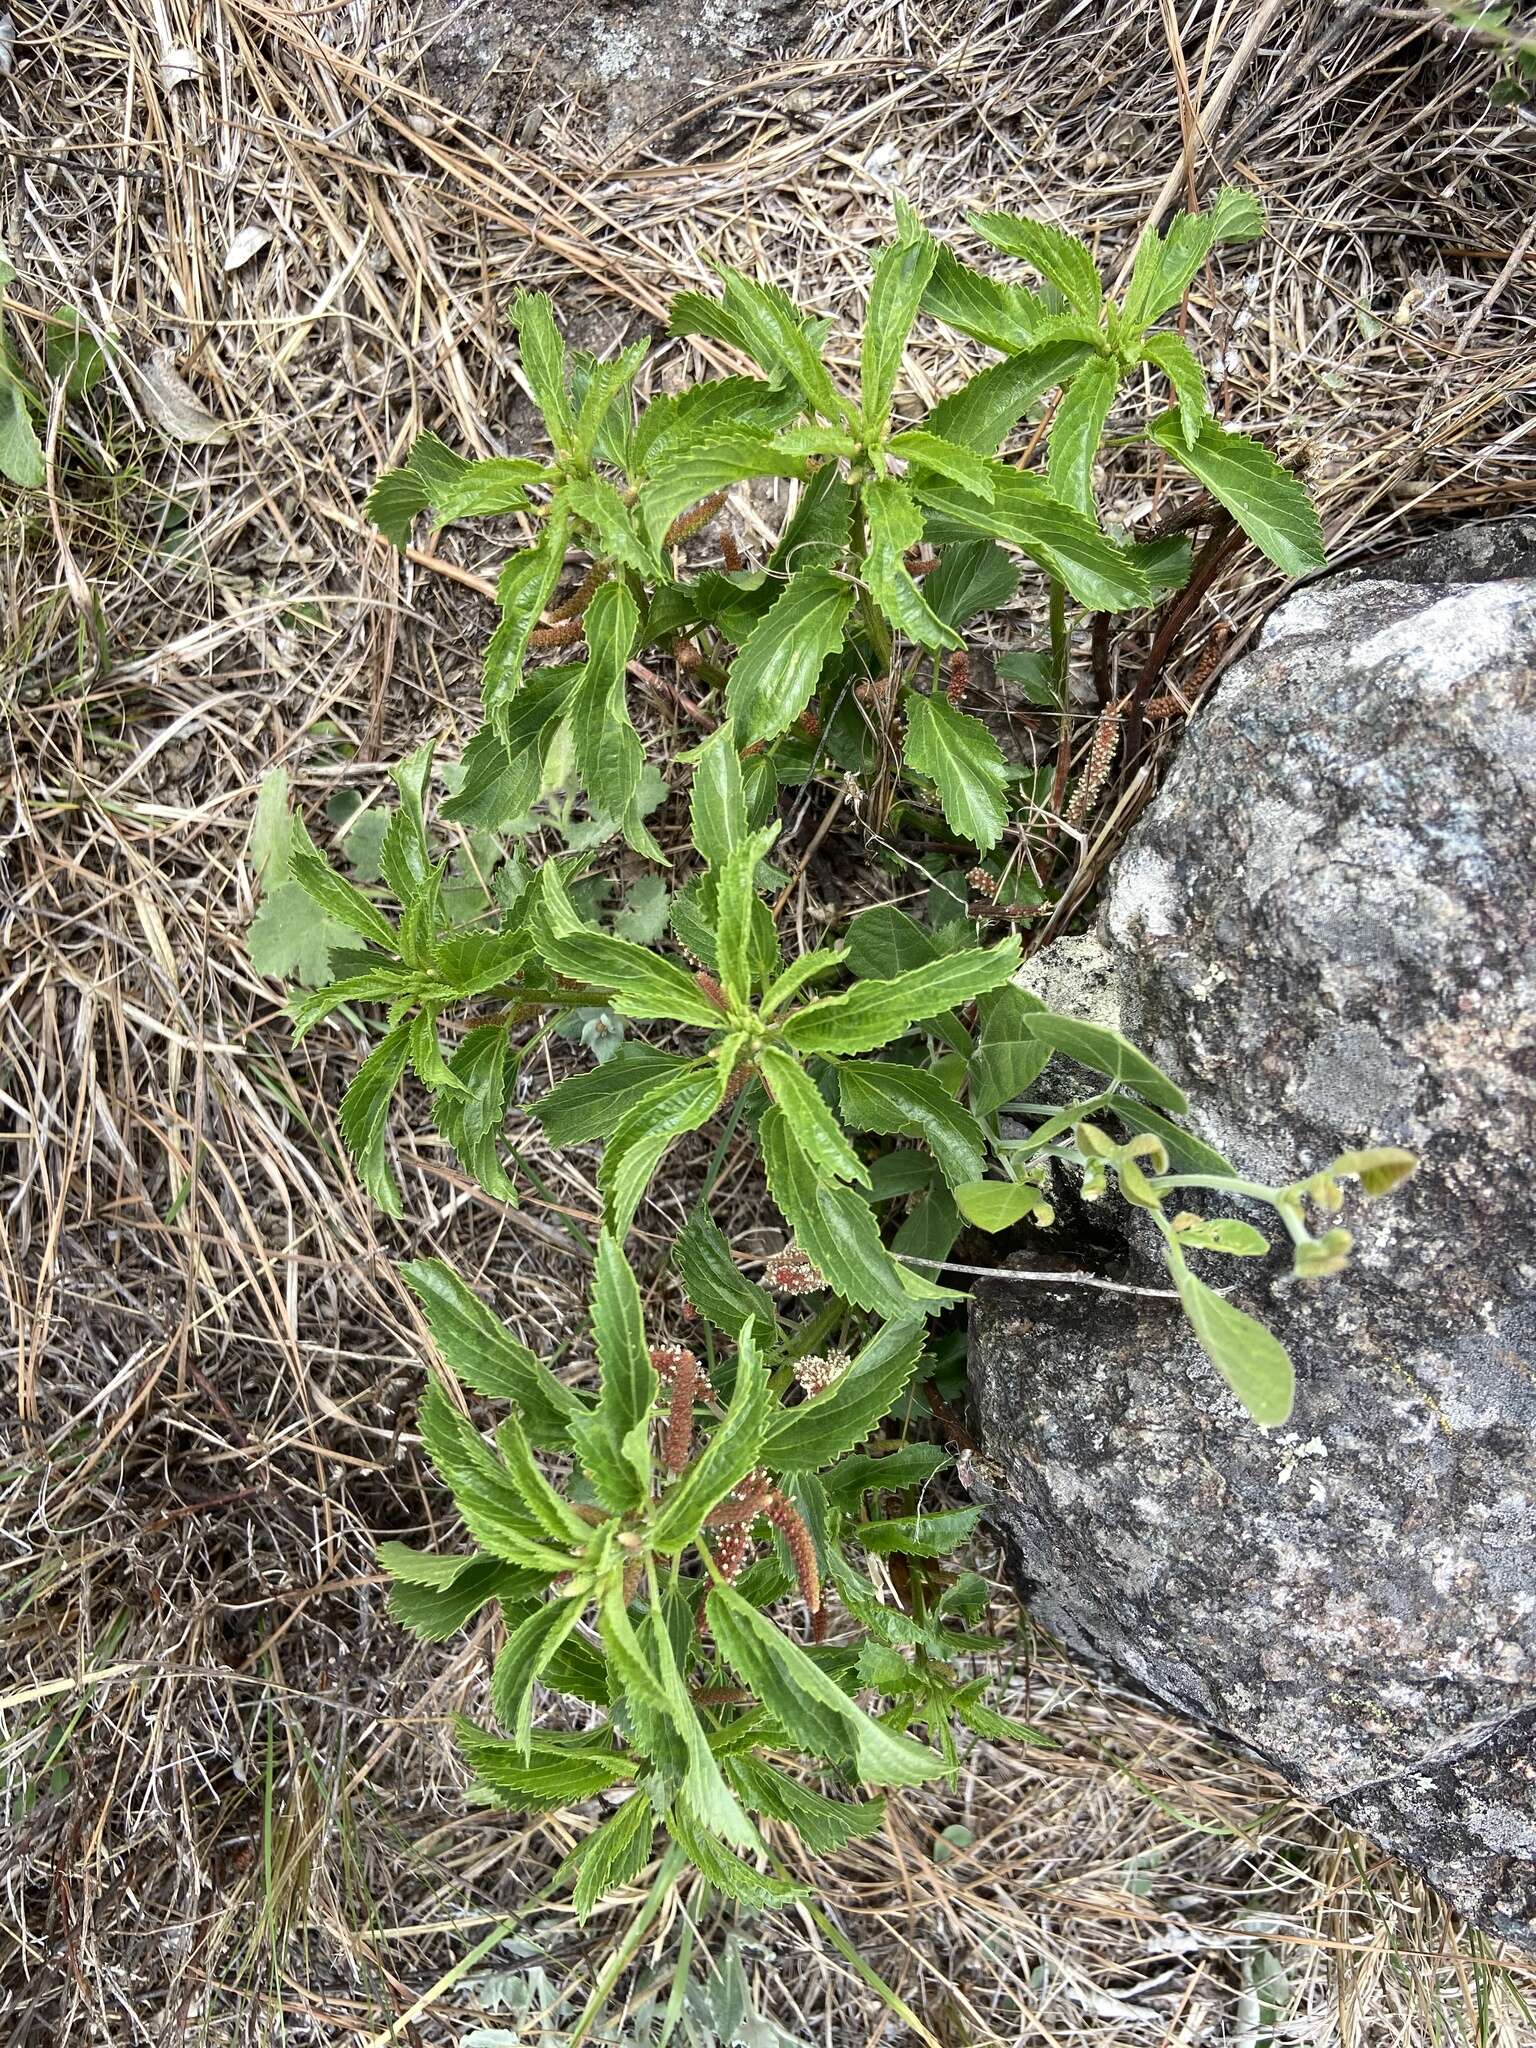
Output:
546 560 608 623
664 488 729 547
528 613 586 650
764 1245 824 1296
710 1523 754 1583
651 1345 707 1475
705 1467 774 1529
693 970 730 1013
946 649 971 707
764 1487 821 1615
1065 701 1122 829
720 529 745 573
966 865 999 901
792 1348 851 1397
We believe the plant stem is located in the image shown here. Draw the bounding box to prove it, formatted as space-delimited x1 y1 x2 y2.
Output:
768 1858 946 2048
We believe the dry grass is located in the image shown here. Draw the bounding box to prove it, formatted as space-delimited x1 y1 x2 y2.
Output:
3 0 1535 2040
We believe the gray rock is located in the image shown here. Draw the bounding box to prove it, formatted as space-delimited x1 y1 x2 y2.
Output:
418 0 815 147
969 520 1536 1949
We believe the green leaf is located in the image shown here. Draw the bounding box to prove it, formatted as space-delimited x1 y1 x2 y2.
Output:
484 505 571 714
511 290 575 448
583 1232 659 1505
861 477 962 654
1023 1012 1189 1113
1046 356 1118 515
639 432 810 554
430 456 548 526
571 339 648 463
925 340 1096 454
713 823 779 1006
782 938 1020 1056
952 1179 1049 1231
631 373 794 475
758 1045 868 1187
970 211 1103 316
887 429 996 502
455 1718 635 1810
44 304 109 398
921 246 1046 354
760 1317 925 1470
726 1757 885 1855
861 229 938 428
1123 187 1266 331
400 1257 589 1444
767 462 855 574
496 1410 594 1548
1327 1146 1417 1197
532 1047 695 1147
923 540 1019 628
760 1109 953 1318
901 690 1009 850
820 1443 950 1508
560 1793 657 1921
288 820 400 954
665 1811 802 1908
569 580 653 855
911 462 1149 612
674 1203 778 1339
844 905 934 980
430 1022 520 1203
712 264 847 424
535 868 727 1029
381 1550 542 1641
689 722 751 869
651 1327 774 1550
708 1584 943 1787
600 1060 730 1236
338 1023 412 1216
1167 1254 1295 1426
563 473 665 581
838 1062 987 1188
491 1597 586 1750
248 882 346 985
724 565 857 746
1147 412 1323 576
0 351 45 488
968 984 1050 1117
1171 1215 1270 1256
1138 331 1208 447
856 1505 983 1557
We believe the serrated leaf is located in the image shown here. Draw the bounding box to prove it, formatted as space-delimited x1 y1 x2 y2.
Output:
1171 1215 1270 1256
639 432 810 554
1138 331 1208 447
925 340 1096 454
921 245 1046 354
761 1316 925 1471
758 1044 868 1187
631 373 795 475
491 1597 586 1750
708 1583 943 1787
713 822 779 1005
247 881 346 984
724 565 857 745
923 539 1019 628
902 690 1009 849
288 820 400 953
1147 412 1323 576
689 721 751 868
1167 1253 1295 1426
563 473 664 581
568 580 652 854
483 504 571 714
511 290 574 448
535 867 727 1028
559 1793 657 1921
887 428 996 501
431 456 548 526
838 1061 986 1188
862 476 961 654
1124 186 1266 332
581 1232 658 1507
430 1022 520 1203
600 1059 729 1236
399 1256 589 1444
713 263 847 424
782 937 1019 1056
970 211 1103 315
455 1717 635 1809
1023 1012 1189 1113
571 339 647 463
759 1110 936 1317
666 1811 802 1908
386 1555 546 1641
911 462 1148 611
532 1046 694 1147
726 1756 885 1855
338 1023 411 1215
861 228 938 428
844 905 935 980
820 1443 951 1508
673 1203 778 1338
1046 356 1118 515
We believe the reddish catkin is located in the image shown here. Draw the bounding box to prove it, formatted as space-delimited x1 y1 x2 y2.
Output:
765 1488 821 1615
795 706 821 738
664 488 728 547
946 649 970 707
705 1469 774 1529
546 560 607 623
710 1524 754 1584
966 865 999 902
694 969 730 1013
720 530 745 573
763 1245 824 1296
652 1346 703 1475
528 613 585 650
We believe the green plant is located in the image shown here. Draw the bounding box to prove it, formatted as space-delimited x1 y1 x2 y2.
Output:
252 188 1413 1918
0 244 113 488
